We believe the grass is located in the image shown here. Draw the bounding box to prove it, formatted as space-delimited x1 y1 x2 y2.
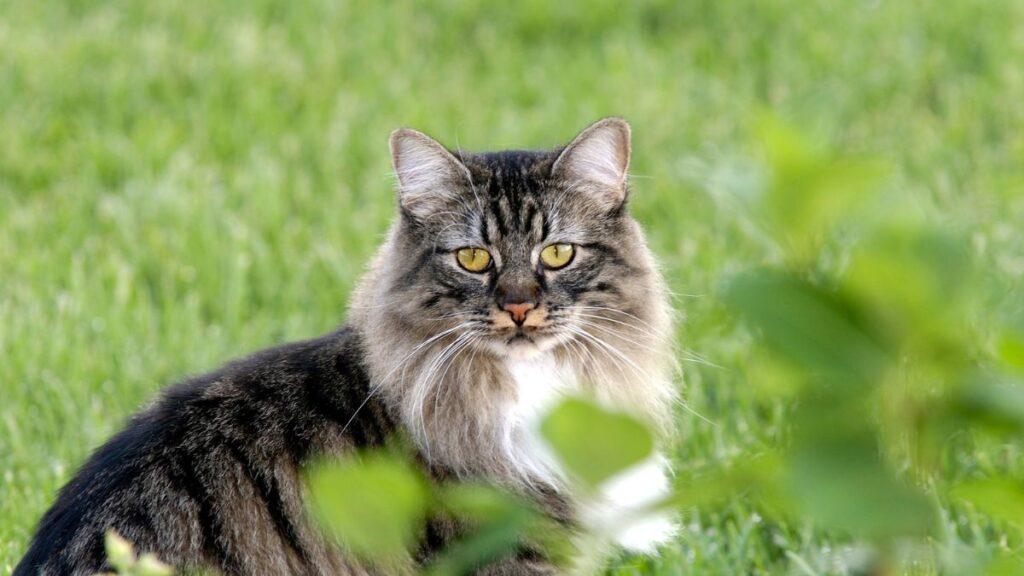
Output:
2 0 1023 573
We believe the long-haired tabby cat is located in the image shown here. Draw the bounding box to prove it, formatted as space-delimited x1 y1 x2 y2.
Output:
15 118 677 575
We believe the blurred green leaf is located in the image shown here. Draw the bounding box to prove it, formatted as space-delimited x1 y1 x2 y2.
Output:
756 116 886 262
845 224 973 341
788 423 935 538
135 554 173 576
998 333 1024 370
951 478 1024 532
953 377 1024 434
443 483 531 523
724 270 887 383
756 114 819 176
306 454 428 561
985 552 1024 576
744 348 806 399
429 484 545 576
541 397 654 487
428 521 531 576
671 453 786 513
104 531 135 572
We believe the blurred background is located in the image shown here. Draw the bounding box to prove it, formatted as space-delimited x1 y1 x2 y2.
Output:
2 0 1023 574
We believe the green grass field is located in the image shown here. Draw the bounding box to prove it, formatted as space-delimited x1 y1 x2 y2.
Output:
2 1 1023 573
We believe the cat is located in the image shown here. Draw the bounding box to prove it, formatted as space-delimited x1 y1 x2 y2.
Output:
15 117 678 575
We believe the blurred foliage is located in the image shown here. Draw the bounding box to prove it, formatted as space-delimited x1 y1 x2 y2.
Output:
305 451 567 575
307 453 429 564
697 121 1024 573
303 400 656 574
3 0 1024 573
303 120 1024 573
540 398 654 488
99 531 172 576
428 484 568 576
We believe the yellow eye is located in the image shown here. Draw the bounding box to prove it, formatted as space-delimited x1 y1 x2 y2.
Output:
456 247 492 272
540 243 575 269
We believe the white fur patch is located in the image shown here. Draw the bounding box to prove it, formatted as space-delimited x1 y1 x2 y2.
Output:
504 354 578 485
592 455 678 552
505 355 677 553
508 354 577 426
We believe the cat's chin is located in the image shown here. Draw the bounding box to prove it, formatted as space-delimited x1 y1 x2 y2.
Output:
482 333 557 360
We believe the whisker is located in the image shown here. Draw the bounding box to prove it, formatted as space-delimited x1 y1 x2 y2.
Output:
572 318 674 359
341 323 470 435
412 337 464 458
414 331 476 448
573 305 662 332
566 326 716 426
566 327 642 385
429 333 478 427
572 307 724 370
672 395 716 426
573 311 664 341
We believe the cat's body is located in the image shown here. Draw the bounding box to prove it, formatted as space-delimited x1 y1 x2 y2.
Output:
16 119 677 575
16 328 388 575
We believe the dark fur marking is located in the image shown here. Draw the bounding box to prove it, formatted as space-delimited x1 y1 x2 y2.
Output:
222 439 311 565
167 452 241 575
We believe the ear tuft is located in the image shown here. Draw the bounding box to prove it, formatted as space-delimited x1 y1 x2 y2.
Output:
389 128 472 220
552 117 631 210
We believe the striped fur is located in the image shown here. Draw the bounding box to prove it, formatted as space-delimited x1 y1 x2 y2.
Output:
16 328 393 575
16 118 676 575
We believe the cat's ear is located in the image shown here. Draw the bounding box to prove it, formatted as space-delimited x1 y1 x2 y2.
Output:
389 128 473 220
551 117 631 211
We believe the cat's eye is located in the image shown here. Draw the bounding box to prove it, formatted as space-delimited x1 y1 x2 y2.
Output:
456 247 492 272
539 243 575 270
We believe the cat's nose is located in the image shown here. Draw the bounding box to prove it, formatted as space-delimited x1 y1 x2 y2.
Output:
497 278 540 325
502 302 536 325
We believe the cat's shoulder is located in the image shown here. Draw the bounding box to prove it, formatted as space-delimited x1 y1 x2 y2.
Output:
161 325 368 398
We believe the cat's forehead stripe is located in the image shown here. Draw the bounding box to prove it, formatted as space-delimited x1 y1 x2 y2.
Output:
465 151 556 243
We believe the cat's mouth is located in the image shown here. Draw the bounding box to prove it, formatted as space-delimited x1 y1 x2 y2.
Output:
479 307 563 357
506 330 534 344
498 331 544 359
476 323 549 358
492 324 568 359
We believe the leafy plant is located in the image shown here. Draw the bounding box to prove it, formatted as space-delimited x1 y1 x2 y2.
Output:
98 531 172 576
540 398 654 488
303 400 656 574
306 453 430 564
302 119 1024 574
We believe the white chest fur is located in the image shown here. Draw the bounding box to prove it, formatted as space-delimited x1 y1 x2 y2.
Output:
502 354 577 485
504 354 678 553
508 354 578 429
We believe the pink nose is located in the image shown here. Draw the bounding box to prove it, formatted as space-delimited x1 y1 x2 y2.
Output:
502 302 535 325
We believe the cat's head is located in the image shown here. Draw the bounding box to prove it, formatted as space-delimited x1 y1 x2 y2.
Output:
366 118 668 362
